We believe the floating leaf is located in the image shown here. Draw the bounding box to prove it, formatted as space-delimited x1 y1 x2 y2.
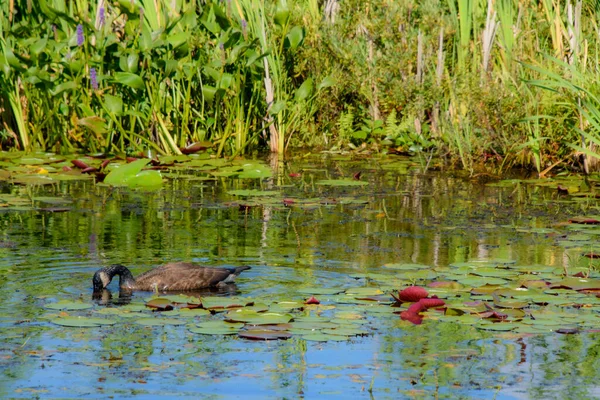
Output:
228 189 279 197
345 287 384 296
315 179 369 186
383 263 432 270
551 278 600 291
225 309 293 325
104 159 150 186
201 297 252 310
300 333 349 342
134 318 185 326
297 287 344 295
127 170 163 188
189 320 244 335
45 300 93 311
238 329 292 340
51 316 117 327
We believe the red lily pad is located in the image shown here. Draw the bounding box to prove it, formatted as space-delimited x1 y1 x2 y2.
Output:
400 311 423 325
397 286 429 302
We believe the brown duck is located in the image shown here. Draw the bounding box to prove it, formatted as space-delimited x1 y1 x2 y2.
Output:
92 262 251 292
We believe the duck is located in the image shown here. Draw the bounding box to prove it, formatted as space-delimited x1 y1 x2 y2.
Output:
92 262 251 292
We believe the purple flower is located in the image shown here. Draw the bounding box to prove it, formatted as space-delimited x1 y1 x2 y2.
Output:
99 7 105 27
76 24 84 46
219 43 224 51
241 19 247 39
90 67 98 90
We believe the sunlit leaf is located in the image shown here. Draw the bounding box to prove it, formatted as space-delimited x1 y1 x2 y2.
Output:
51 316 117 327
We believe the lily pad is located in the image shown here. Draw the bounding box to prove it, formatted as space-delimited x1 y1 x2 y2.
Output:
228 190 279 197
238 329 292 340
297 287 344 295
189 320 245 335
201 297 253 310
51 316 117 327
225 309 293 325
46 300 93 311
315 179 369 186
134 318 186 326
300 333 350 341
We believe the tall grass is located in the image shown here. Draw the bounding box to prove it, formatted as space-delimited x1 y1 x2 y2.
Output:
2 0 600 172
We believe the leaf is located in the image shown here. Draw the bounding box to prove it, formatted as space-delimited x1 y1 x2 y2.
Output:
315 179 369 187
51 316 117 327
51 81 77 96
114 72 145 90
294 78 313 102
317 76 336 91
274 0 290 27
550 277 600 291
134 318 185 326
300 333 349 342
297 287 344 295
30 38 47 57
45 300 93 310
286 26 305 50
225 309 293 325
189 320 244 335
104 159 150 186
77 116 107 135
104 94 123 116
238 329 292 340
127 170 163 188
227 189 279 197
269 100 286 115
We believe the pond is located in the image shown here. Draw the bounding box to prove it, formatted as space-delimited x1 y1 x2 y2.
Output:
1 153 600 399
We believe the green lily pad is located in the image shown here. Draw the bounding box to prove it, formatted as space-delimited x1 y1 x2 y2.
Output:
476 322 517 331
104 159 150 186
550 277 600 291
291 321 339 330
321 327 368 336
45 300 93 311
315 179 369 186
297 287 344 295
383 263 432 270
189 320 245 335
457 277 508 286
127 170 163 189
225 309 293 325
228 189 279 197
134 318 186 326
178 308 211 317
201 297 253 310
51 316 117 327
345 287 384 296
300 333 349 341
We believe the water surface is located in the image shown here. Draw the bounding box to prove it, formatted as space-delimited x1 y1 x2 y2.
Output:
0 155 598 399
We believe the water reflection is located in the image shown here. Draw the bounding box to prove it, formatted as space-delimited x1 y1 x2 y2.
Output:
92 284 243 306
0 156 598 398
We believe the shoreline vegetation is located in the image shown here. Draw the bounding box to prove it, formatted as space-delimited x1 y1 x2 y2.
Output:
1 0 598 175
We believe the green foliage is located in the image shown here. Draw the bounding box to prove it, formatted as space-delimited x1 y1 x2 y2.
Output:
2 0 600 172
0 0 329 157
